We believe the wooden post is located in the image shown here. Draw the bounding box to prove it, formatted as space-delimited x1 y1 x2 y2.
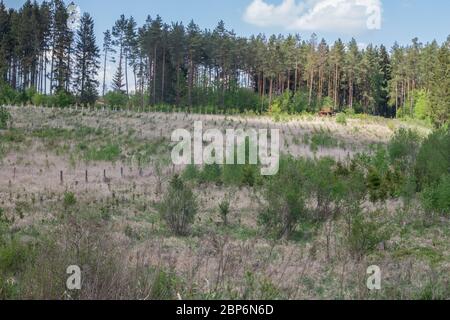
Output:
60 170 63 185
121 167 124 178
85 170 88 183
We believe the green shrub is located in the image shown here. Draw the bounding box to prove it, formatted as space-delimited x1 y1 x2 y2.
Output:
367 168 388 202
31 93 50 107
218 199 230 226
159 175 198 236
388 128 422 170
336 113 347 125
63 192 77 209
149 269 181 300
105 91 128 108
258 157 307 239
0 83 19 104
53 90 75 108
199 163 222 184
303 157 348 220
415 128 450 189
0 240 33 275
182 164 201 181
0 107 11 129
346 212 390 260
421 174 450 217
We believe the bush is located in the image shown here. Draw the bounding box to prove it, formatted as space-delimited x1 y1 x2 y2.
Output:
258 157 307 239
53 90 75 108
0 107 11 129
303 157 346 220
367 167 388 202
336 113 347 125
346 212 390 260
421 174 450 217
159 175 198 236
63 192 77 209
415 128 450 189
218 200 230 226
388 128 422 170
31 93 51 107
199 163 222 184
104 91 128 108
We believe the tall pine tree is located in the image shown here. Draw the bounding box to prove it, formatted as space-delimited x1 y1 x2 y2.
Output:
74 12 100 105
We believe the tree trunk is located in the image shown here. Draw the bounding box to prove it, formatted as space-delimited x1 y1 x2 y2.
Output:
102 49 108 96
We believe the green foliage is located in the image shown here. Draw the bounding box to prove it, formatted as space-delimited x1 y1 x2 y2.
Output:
346 212 390 260
388 128 422 170
270 91 291 115
63 192 77 209
421 174 450 217
84 143 121 162
413 90 431 120
182 164 201 181
149 268 180 300
53 90 75 108
199 163 222 184
258 157 307 239
159 175 198 236
321 96 334 109
367 167 388 202
31 93 50 107
336 113 347 125
0 240 34 277
309 130 339 151
303 157 347 220
218 199 230 225
0 83 19 105
0 107 11 129
104 91 128 108
415 128 450 189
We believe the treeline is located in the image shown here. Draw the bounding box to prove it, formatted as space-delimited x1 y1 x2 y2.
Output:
0 1 449 126
0 0 99 105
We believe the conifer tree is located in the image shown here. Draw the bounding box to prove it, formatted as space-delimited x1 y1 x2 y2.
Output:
74 12 100 105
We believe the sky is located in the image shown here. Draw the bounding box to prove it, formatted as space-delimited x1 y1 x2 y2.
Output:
4 0 450 92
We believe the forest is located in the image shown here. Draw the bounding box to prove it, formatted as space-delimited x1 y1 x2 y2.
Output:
0 0 449 301
0 0 449 127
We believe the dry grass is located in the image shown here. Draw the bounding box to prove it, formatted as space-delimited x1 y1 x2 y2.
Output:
0 106 447 300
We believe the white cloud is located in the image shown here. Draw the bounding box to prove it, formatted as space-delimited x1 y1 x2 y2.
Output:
243 0 382 34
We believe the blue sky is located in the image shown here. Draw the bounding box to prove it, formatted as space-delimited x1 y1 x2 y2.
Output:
4 0 450 48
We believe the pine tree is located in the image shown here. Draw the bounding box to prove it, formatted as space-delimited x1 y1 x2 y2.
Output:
345 39 360 109
168 22 186 106
112 14 128 94
0 0 11 82
51 0 72 93
101 29 115 96
74 12 100 105
429 43 450 126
